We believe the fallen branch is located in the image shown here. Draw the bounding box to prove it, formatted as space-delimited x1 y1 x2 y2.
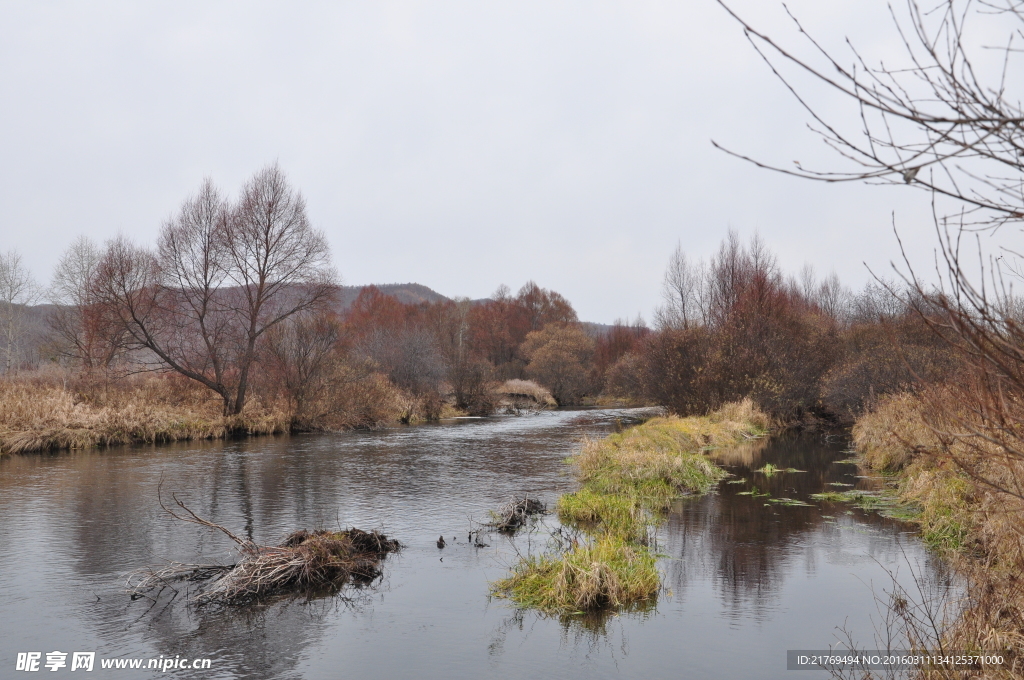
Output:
487 495 547 533
128 490 400 606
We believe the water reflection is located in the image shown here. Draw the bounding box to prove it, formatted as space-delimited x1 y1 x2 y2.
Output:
661 435 953 628
0 412 953 679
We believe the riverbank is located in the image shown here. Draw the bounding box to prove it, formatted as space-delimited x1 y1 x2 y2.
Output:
491 399 771 614
0 377 293 454
0 373 563 456
853 391 1024 674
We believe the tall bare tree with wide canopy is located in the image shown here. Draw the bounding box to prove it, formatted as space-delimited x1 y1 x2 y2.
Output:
94 164 337 415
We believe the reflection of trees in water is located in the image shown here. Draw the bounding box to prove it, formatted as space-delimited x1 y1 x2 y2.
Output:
709 439 770 467
128 590 373 680
661 435 947 621
50 437 393 678
59 437 357 577
662 494 787 621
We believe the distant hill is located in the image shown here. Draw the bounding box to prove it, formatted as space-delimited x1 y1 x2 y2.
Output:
1 285 452 366
3 284 623 368
333 283 450 311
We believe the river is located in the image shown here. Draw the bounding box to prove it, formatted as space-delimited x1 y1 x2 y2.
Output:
0 409 953 679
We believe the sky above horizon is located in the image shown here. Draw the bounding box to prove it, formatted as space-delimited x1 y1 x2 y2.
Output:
0 1 1013 323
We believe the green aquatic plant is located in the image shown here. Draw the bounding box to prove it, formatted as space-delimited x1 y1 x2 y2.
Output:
767 497 813 507
736 486 770 497
810 489 920 521
756 463 805 476
557 490 649 543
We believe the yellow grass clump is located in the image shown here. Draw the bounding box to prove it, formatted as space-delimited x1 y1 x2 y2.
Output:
852 389 979 553
852 391 938 471
493 400 770 615
496 379 557 407
572 398 769 506
490 535 659 614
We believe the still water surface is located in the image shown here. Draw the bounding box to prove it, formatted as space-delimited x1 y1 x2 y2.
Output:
0 409 951 679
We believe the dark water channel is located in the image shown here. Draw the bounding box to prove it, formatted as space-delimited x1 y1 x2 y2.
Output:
0 409 952 679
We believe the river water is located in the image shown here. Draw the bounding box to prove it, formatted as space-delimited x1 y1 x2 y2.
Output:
0 409 953 679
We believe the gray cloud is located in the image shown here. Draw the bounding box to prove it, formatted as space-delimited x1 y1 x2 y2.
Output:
0 1 954 323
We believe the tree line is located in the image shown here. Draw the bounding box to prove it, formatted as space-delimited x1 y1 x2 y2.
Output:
2 163 962 428
606 231 958 423
0 164 640 427
2 169 953 429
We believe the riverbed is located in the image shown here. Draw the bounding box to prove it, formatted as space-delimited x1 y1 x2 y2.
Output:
0 409 952 679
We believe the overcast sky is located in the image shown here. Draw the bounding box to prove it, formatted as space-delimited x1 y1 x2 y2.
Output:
0 1 999 323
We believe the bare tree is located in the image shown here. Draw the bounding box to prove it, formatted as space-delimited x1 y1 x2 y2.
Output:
427 298 494 411
155 178 238 407
656 243 706 330
715 0 1023 231
261 310 346 423
815 270 850 321
221 164 337 413
799 263 817 302
0 250 42 374
48 235 126 369
94 165 338 415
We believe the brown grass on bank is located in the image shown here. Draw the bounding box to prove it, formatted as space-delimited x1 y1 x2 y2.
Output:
0 374 290 454
0 367 415 455
853 389 1024 677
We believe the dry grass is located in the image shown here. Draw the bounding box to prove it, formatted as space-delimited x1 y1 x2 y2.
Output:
127 490 402 605
853 389 1024 676
853 391 938 471
129 526 401 605
0 375 290 455
497 379 557 407
853 389 991 553
0 363 432 455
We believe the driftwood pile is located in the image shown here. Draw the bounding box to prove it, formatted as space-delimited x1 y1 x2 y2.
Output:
127 489 400 606
488 495 546 533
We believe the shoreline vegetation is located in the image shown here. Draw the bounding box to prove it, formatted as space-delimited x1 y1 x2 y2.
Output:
852 392 1024 674
0 373 558 456
490 400 770 615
